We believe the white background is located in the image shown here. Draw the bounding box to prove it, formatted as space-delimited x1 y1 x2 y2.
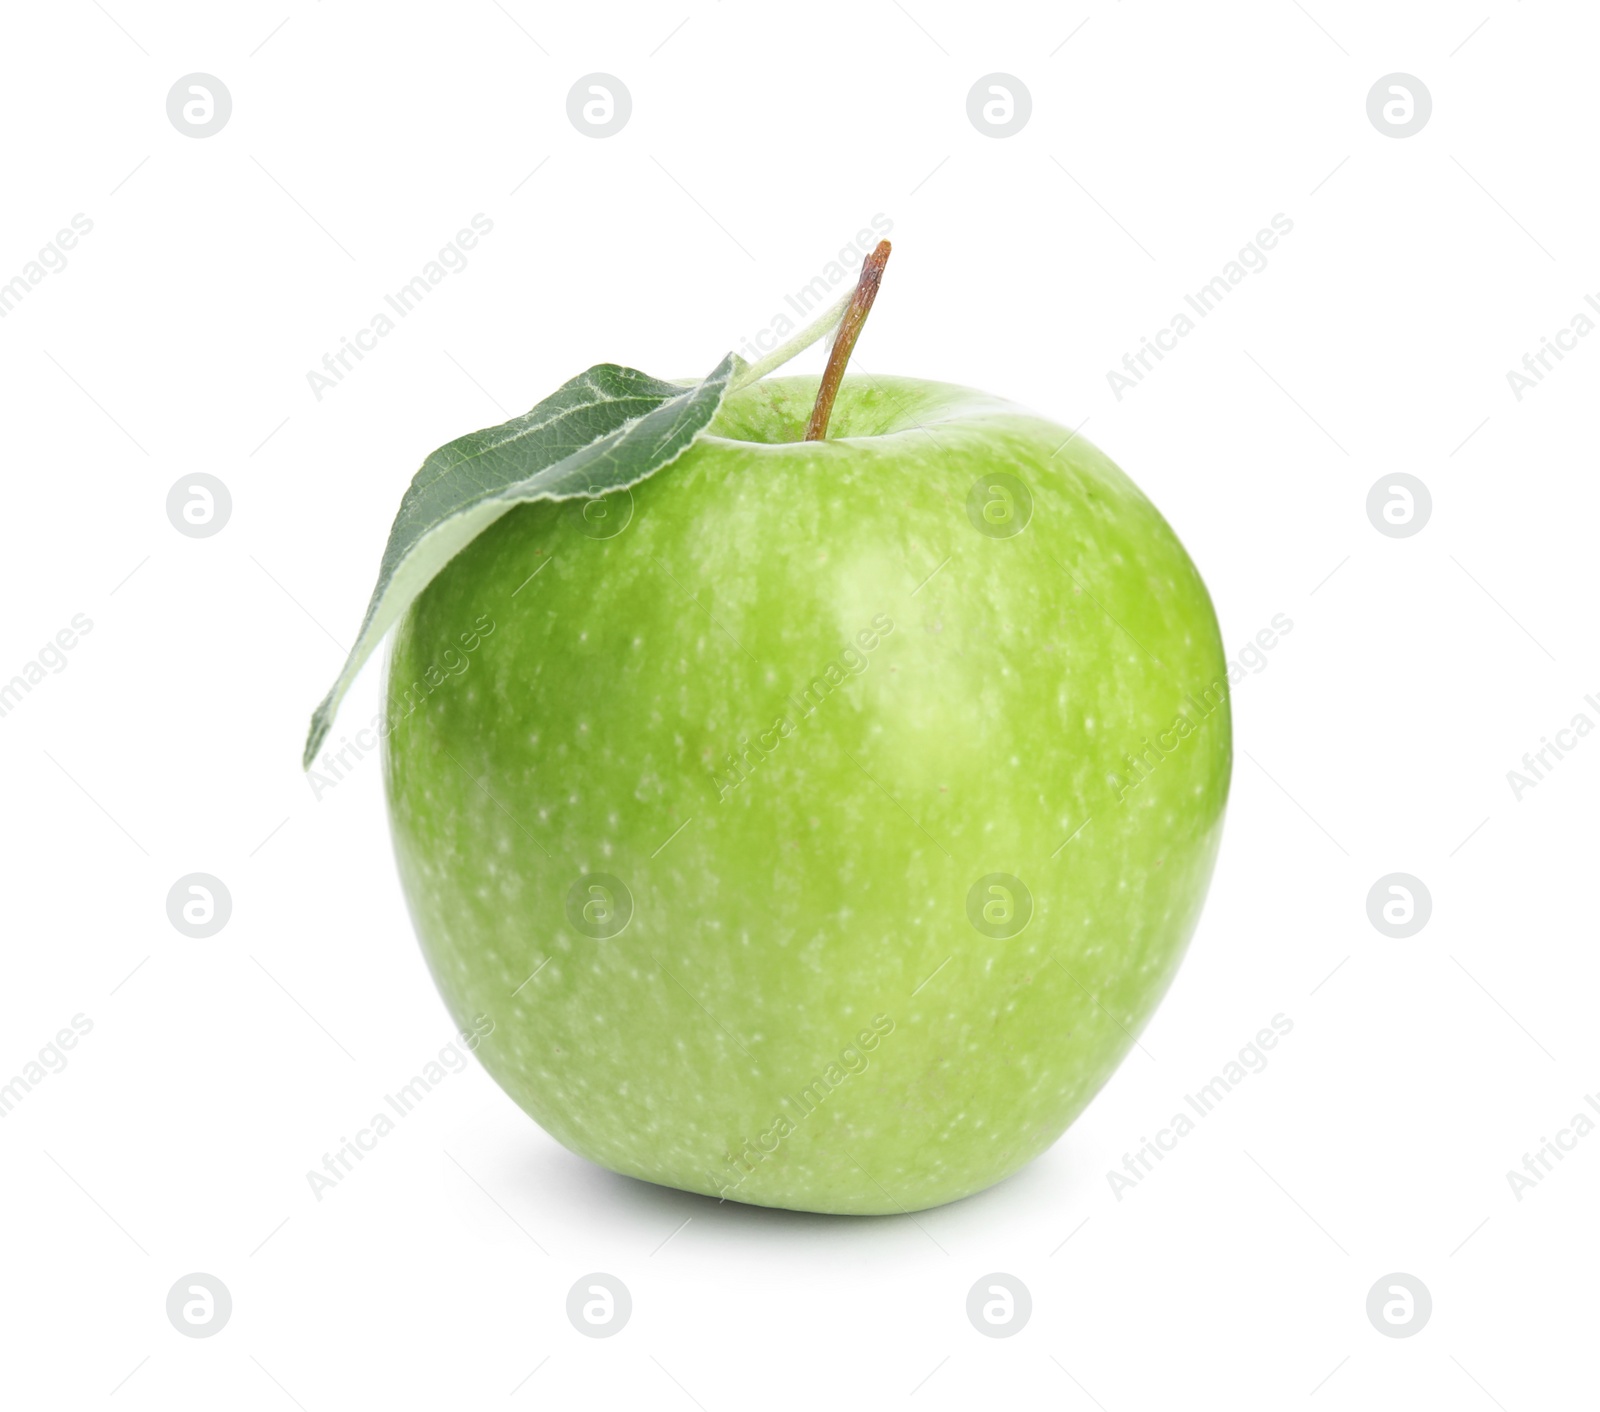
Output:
1 1 1595 1406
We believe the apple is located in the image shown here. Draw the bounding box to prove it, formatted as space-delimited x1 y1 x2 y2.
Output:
381 353 1232 1214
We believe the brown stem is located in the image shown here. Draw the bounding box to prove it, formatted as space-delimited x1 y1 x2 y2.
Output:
804 240 891 441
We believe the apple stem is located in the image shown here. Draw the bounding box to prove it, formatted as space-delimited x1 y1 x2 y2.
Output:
804 241 891 441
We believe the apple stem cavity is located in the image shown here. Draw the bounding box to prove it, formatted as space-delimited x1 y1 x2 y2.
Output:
804 240 891 441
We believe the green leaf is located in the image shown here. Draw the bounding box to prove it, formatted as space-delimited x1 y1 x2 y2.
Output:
303 354 739 769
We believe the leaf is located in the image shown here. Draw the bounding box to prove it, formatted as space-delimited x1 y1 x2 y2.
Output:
303 354 739 769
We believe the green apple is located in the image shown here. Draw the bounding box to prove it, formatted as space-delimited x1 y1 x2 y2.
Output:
382 372 1231 1215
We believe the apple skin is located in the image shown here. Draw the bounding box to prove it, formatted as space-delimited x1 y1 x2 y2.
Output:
382 374 1230 1215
